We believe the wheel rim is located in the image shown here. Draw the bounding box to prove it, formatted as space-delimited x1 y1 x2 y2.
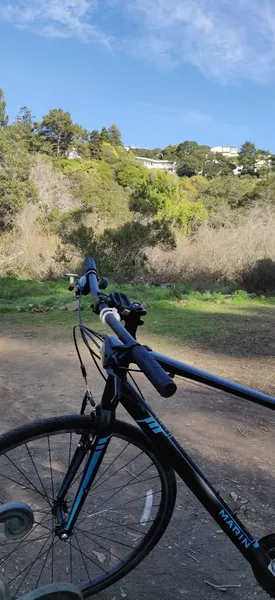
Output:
0 424 168 598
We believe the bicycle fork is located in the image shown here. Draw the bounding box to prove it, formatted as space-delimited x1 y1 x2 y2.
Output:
54 377 118 537
54 430 112 538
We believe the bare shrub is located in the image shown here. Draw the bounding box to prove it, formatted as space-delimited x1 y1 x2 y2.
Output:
0 204 63 278
2 203 275 287
30 155 81 212
147 206 275 289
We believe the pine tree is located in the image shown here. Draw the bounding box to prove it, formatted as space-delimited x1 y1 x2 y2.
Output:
38 109 74 155
108 124 122 147
100 127 109 143
89 130 102 159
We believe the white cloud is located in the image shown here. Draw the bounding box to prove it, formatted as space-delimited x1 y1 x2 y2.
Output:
0 0 112 47
124 0 275 81
2 0 275 81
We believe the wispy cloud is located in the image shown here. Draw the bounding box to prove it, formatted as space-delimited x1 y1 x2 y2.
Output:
0 0 112 47
2 0 275 82
137 102 212 124
124 0 275 82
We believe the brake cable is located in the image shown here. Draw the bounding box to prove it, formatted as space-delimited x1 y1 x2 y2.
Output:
73 286 146 408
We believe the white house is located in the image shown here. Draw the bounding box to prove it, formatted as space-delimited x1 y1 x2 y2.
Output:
135 156 176 174
211 146 239 159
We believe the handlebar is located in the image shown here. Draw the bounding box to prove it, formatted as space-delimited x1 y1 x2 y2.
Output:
83 257 177 398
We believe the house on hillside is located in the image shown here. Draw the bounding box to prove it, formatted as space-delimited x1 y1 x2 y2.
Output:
211 146 239 159
135 156 176 174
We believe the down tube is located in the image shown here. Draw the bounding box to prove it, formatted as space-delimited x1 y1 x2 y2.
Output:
120 380 270 572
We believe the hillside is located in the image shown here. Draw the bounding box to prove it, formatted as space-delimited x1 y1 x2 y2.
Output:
1 89 275 291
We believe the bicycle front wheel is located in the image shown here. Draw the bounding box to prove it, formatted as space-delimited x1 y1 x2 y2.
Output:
0 415 176 598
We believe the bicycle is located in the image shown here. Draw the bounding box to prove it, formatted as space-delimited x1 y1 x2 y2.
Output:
0 256 275 598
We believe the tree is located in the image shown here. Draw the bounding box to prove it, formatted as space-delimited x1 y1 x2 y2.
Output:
162 145 177 160
0 89 8 127
108 124 122 147
177 155 201 177
132 147 162 159
116 164 148 188
15 106 34 125
195 175 257 226
14 106 35 148
38 109 74 155
0 126 37 230
238 141 258 174
131 170 207 233
100 127 109 143
176 141 210 177
203 153 233 178
89 130 102 159
176 141 198 158
72 123 89 142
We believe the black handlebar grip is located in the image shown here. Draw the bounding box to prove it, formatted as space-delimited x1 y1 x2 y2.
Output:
131 345 177 398
83 257 100 302
84 257 97 274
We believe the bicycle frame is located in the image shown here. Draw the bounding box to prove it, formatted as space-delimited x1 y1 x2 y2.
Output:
58 348 275 579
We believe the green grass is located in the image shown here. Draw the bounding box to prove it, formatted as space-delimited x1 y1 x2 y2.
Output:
1 277 275 314
1 278 275 358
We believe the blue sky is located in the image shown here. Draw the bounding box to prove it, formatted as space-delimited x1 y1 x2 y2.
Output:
1 0 275 150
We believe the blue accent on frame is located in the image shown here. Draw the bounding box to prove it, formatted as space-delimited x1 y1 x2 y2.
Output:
64 434 112 531
98 435 112 444
136 417 172 438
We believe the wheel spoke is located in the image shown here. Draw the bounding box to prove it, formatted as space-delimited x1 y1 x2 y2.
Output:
0 469 51 503
74 531 91 581
90 473 160 495
51 515 54 585
69 536 73 584
87 530 135 549
70 537 109 575
47 436 55 500
9 531 52 588
76 527 124 562
90 450 144 495
90 513 151 535
0 512 52 567
35 538 53 589
68 433 72 470
3 453 52 505
90 442 130 491
80 463 156 525
12 538 59 597
25 443 52 506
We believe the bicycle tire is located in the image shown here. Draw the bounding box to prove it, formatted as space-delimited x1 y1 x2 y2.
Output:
0 415 177 598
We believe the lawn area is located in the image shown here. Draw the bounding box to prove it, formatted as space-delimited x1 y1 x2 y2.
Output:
1 277 275 359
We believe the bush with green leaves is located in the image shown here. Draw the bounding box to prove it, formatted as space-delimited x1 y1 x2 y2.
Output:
0 126 37 230
116 164 149 188
58 159 130 223
131 170 207 233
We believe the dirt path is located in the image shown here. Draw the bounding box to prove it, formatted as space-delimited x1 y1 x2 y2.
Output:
0 323 275 599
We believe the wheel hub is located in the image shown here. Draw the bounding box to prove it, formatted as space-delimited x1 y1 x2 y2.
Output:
52 500 71 539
